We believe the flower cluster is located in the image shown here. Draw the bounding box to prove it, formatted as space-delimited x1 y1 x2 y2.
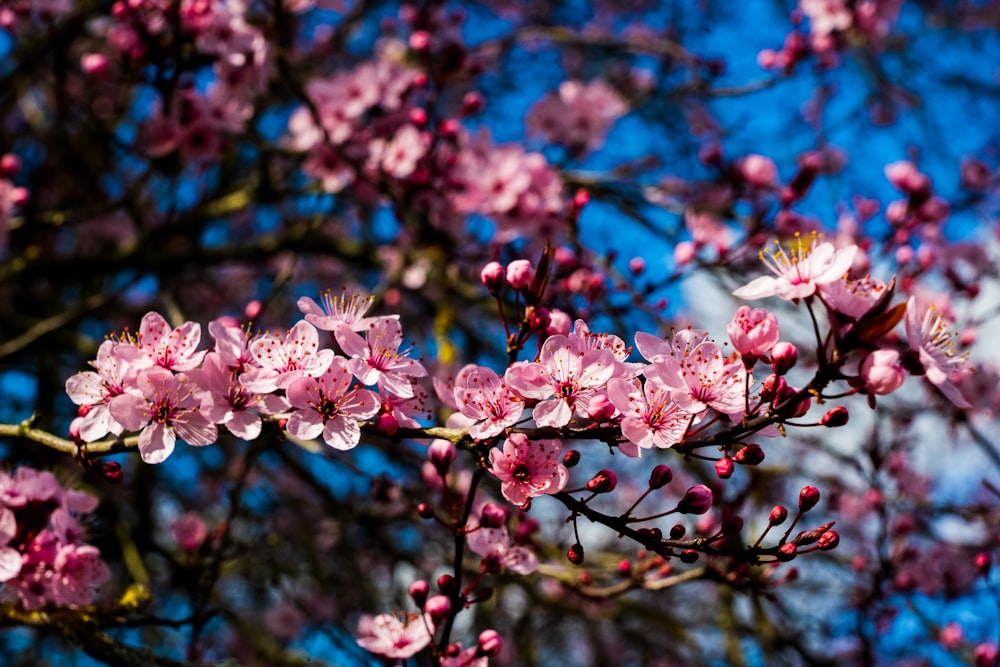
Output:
0 467 110 609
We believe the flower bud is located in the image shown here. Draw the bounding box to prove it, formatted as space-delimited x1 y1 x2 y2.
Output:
563 449 581 467
587 394 616 423
428 439 455 476
506 259 535 290
715 457 735 479
462 91 485 115
817 530 840 551
437 574 457 595
679 549 699 563
798 486 821 512
417 503 435 519
820 406 849 427
101 461 124 484
425 595 451 624
648 464 673 489
732 443 765 465
617 559 631 576
375 411 398 435
409 580 429 608
677 484 713 515
720 516 744 536
477 629 504 657
669 524 686 540
586 469 618 494
567 543 585 565
0 153 20 176
760 374 786 402
480 261 506 294
777 543 797 562
771 341 798 375
573 188 590 209
974 643 999 667
479 503 507 529
769 505 788 525
975 552 991 576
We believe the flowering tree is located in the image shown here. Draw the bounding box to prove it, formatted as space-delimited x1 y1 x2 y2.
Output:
0 0 999 665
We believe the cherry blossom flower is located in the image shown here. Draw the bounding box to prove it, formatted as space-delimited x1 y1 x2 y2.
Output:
356 612 434 660
634 327 710 365
646 341 748 420
110 367 219 464
49 544 111 607
65 340 150 442
606 377 693 452
488 433 567 508
727 305 780 365
239 320 335 394
504 334 615 427
190 351 290 440
819 274 888 322
285 357 380 450
733 234 858 301
453 364 524 441
135 311 206 371
904 297 972 408
466 523 539 575
207 319 255 370
297 289 384 332
335 317 427 399
859 349 904 395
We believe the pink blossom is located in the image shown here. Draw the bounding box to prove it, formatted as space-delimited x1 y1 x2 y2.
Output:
819 274 888 322
50 544 111 607
335 317 427 399
800 0 853 36
466 523 539 575
131 311 205 371
207 319 255 370
65 340 150 442
634 327 710 365
859 349 904 395
356 612 434 660
738 154 778 187
488 433 567 508
904 297 971 408
369 124 430 178
297 289 383 333
453 364 524 441
285 357 380 450
239 320 335 394
727 305 780 363
190 352 290 440
504 334 615 427
110 367 219 464
606 377 693 451
172 512 208 551
645 341 748 420
733 235 858 301
525 79 627 155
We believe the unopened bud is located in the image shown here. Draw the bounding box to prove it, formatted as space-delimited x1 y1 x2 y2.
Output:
760 374 786 402
480 261 506 294
573 188 590 209
679 549 699 563
506 259 536 290
586 469 618 494
676 484 713 515
771 341 798 375
376 411 399 435
102 461 124 484
425 595 451 624
417 503 435 519
798 486 821 512
567 543 585 565
769 505 788 525
669 524 686 540
479 503 507 529
587 394 615 423
817 530 840 551
437 574 457 595
409 580 429 608
648 464 673 489
617 559 631 576
715 457 735 479
794 521 836 546
732 444 765 465
563 450 581 467
461 91 485 115
0 153 21 176
777 543 798 562
720 516 744 536
477 629 503 657
428 439 455 476
820 406 849 427
975 552 991 576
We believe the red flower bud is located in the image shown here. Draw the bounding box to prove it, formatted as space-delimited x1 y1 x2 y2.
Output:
479 503 507 529
586 469 618 494
437 574 457 595
417 503 435 519
715 457 735 479
409 580 429 608
720 516 744 536
975 552 991 576
617 559 631 576
563 450 581 467
669 524 686 540
428 439 455 476
477 629 504 657
648 464 673 489
677 484 713 515
760 374 786 402
679 549 699 563
101 461 124 484
777 543 798 562
771 341 798 375
820 406 849 427
732 444 765 465
567 543 585 565
798 486 821 512
817 530 840 551
769 505 788 525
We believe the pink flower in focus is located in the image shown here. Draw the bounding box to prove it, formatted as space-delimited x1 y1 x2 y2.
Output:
136 311 206 371
733 235 858 301
727 305 780 364
504 334 615 427
356 612 434 660
335 317 427 399
606 377 693 451
904 297 972 408
110 367 218 464
859 349 904 395
65 340 150 442
819 274 888 322
297 289 384 333
285 357 380 450
454 364 524 441
190 352 290 440
488 433 567 508
646 341 748 419
239 320 335 394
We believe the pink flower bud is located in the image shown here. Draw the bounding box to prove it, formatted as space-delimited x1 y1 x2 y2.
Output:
798 486 821 512
462 91 485 115
479 503 507 529
480 261 506 293
674 241 696 266
817 530 840 550
437 574 456 595
939 622 963 649
727 305 780 364
477 629 504 657
760 374 785 402
860 349 905 396
417 503 435 519
0 153 20 176
617 559 631 576
739 154 778 187
546 309 572 335
771 341 798 375
975 643 999 667
408 30 431 51
80 53 109 77
425 595 451 623
732 444 765 465
769 505 788 525
69 416 84 442
961 158 992 191
376 411 399 435
586 469 617 494
820 406 849 427
102 461 124 484
629 257 646 275
409 580 429 608
885 160 931 195
975 552 991 576
677 484 713 515
777 543 798 562
439 118 460 137
409 107 428 125
715 457 734 479
428 439 455 476
506 259 535 290
587 394 615 423
573 189 590 209
648 464 672 489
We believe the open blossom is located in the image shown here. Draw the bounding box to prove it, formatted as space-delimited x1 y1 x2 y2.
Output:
467 523 539 575
134 311 206 371
65 340 150 442
634 327 710 365
453 364 523 441
335 317 427 399
819 274 888 322
504 334 615 427
645 341 748 420
488 433 567 508
606 377 693 452
356 612 434 660
904 297 972 408
285 357 380 450
733 235 858 301
297 289 383 332
239 320 335 393
727 306 780 363
189 352 290 440
110 367 219 464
